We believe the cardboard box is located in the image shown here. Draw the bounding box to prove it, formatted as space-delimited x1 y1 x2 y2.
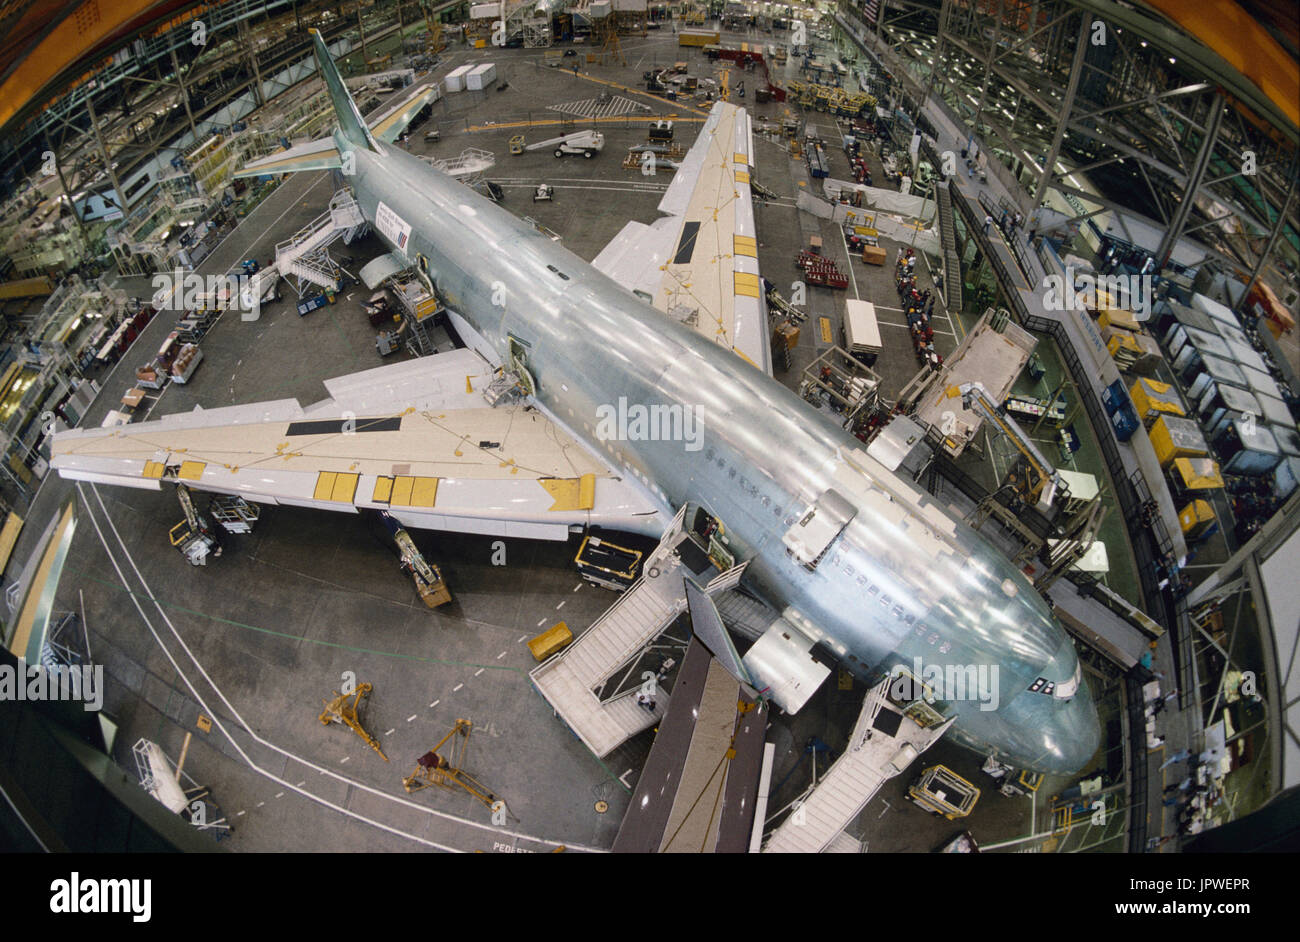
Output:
861 245 887 266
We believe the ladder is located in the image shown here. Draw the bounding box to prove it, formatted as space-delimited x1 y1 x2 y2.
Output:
273 191 367 295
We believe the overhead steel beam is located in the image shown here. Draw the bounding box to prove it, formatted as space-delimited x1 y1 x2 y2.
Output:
1157 92 1225 262
1069 0 1297 145
1032 10 1091 209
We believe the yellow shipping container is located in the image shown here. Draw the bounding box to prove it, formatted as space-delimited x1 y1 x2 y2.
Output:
1129 377 1185 427
528 622 573 661
1170 457 1224 492
1149 415 1209 467
1096 305 1142 332
1178 499 1216 539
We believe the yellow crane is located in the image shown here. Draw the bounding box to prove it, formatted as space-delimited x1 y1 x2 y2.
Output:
319 682 388 761
422 1 446 54
947 382 1063 512
403 718 503 814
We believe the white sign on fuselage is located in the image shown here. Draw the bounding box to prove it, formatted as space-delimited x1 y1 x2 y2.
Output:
375 201 413 254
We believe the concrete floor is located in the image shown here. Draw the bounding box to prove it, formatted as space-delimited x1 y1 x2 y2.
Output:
8 30 1106 853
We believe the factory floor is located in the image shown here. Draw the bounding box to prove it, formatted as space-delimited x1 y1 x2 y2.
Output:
6 31 1103 852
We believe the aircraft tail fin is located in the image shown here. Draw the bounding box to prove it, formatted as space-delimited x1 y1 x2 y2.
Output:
310 28 377 153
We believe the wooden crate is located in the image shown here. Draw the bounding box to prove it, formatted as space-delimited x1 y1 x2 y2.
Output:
773 322 800 350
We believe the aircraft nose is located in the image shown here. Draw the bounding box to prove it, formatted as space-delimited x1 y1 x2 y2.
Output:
1040 676 1101 775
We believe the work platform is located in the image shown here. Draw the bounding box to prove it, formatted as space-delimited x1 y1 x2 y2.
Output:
531 508 724 757
904 308 1037 457
761 678 951 853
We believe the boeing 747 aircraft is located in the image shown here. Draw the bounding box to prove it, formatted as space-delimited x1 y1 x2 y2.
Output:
53 30 1099 775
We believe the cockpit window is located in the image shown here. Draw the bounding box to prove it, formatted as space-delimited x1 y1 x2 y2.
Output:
1028 661 1082 700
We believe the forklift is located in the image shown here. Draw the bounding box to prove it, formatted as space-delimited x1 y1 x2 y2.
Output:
169 486 224 566
169 486 261 565
378 510 451 607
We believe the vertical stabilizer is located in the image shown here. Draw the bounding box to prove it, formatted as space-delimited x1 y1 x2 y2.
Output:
310 28 377 152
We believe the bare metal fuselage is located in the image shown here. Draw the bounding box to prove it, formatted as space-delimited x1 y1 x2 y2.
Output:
349 137 1099 774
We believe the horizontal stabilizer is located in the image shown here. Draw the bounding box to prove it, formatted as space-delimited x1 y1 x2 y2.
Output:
369 84 441 143
234 137 344 178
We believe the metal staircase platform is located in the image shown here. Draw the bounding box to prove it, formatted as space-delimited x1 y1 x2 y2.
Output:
762 679 953 853
936 181 961 312
531 507 699 757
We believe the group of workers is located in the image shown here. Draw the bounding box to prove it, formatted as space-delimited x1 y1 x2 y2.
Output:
844 134 874 187
896 248 943 371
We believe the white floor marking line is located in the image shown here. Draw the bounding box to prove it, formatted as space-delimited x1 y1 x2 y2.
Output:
573 584 582 592
296 781 305 787
497 651 507 659
80 484 598 854
406 714 417 723
275 792 284 799
475 668 484 677
385 729 395 736
877 319 956 337
453 683 464 692
556 600 566 610
340 756 350 764
517 635 527 643
257 801 265 808
236 810 246 816
619 769 634 788
536 618 546 627
839 226 860 300
77 488 456 846
430 700 439 708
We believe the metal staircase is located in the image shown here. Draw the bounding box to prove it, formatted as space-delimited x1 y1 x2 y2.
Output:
531 507 697 757
936 181 961 312
424 148 496 180
762 679 953 853
274 190 366 295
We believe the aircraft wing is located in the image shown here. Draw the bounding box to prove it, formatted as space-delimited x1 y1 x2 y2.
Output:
592 101 771 375
52 350 664 541
367 83 441 143
233 137 345 178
